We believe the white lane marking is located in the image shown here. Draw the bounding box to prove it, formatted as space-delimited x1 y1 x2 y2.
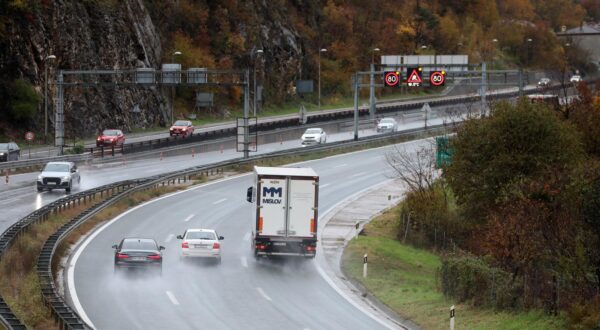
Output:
68 174 254 329
0 197 21 204
256 287 272 301
166 291 180 305
243 232 250 242
320 183 330 189
350 171 366 178
333 164 347 168
241 256 248 268
183 214 195 222
165 234 174 242
212 198 227 205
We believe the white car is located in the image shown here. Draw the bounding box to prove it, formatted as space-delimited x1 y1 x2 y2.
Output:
376 118 398 133
537 78 551 87
570 75 582 83
301 128 327 146
37 161 80 193
177 229 223 263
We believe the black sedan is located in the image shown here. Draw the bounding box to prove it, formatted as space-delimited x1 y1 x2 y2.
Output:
113 238 164 275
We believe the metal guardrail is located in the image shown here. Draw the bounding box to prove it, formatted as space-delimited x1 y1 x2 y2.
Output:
0 153 93 173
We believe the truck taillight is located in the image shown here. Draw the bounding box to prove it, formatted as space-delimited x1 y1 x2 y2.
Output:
213 242 220 249
258 217 263 233
182 242 189 248
310 218 315 234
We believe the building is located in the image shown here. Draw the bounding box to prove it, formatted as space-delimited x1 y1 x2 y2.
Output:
556 24 600 67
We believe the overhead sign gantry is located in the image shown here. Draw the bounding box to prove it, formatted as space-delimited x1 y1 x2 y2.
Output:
54 68 256 157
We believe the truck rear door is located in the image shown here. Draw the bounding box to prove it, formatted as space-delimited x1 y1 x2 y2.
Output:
287 178 317 237
258 177 287 236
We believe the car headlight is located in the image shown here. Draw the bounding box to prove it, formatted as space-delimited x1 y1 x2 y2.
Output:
62 176 70 181
182 128 187 131
38 175 43 181
0 152 4 156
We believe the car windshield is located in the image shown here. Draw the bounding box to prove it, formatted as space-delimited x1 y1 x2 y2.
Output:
174 121 189 126
121 239 157 250
380 118 395 124
305 129 321 134
0 143 8 150
103 130 119 136
186 231 216 240
43 163 70 172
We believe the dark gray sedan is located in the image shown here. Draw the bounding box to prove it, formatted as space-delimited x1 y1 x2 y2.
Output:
113 238 165 275
0 142 20 162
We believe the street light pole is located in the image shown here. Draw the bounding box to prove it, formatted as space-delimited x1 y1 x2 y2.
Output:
44 54 56 144
492 38 498 69
171 51 181 124
253 49 263 117
318 48 327 110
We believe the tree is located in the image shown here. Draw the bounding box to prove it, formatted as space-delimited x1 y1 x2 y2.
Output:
444 98 584 222
9 78 40 123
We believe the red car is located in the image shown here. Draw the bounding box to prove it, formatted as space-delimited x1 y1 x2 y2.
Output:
96 129 125 147
169 120 194 137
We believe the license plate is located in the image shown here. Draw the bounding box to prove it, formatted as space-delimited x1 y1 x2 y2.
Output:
131 257 145 261
273 242 286 246
47 182 56 185
194 244 208 248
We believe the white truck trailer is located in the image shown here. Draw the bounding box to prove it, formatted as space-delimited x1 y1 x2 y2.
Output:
246 166 319 258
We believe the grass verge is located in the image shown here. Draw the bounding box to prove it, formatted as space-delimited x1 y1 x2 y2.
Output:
342 205 568 330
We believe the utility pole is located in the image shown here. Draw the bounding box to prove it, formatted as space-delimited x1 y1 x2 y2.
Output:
480 62 487 118
253 49 263 116
353 74 359 141
369 63 376 120
44 55 56 144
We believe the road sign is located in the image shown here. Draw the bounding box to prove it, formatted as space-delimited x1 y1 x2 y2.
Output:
384 71 400 87
25 131 35 141
430 71 446 86
406 67 422 87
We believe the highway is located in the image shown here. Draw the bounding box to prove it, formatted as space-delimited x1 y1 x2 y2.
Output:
0 103 465 233
68 140 427 330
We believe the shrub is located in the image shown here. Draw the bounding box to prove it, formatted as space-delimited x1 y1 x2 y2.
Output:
9 78 40 123
440 253 524 310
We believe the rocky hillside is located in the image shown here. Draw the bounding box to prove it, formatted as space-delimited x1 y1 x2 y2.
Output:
0 0 596 138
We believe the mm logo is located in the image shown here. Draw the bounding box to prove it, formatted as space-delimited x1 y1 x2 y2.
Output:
263 187 283 198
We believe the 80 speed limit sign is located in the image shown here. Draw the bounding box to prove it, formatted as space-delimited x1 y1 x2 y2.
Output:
430 71 446 86
384 71 400 87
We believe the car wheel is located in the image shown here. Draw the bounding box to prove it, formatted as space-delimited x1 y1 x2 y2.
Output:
37 187 43 192
78 176 81 184
65 181 72 193
216 256 222 264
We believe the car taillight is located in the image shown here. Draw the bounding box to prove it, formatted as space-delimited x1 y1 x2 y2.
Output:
117 253 129 259
213 242 220 249
182 242 189 248
147 254 161 260
256 244 266 250
305 245 316 252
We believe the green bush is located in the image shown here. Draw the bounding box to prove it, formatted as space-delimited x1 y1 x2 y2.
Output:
9 78 40 123
440 253 524 310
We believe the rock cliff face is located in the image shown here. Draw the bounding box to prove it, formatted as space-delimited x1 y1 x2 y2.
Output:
2 0 166 137
0 0 311 137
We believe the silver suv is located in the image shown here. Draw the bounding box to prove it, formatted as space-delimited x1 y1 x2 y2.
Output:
37 161 80 193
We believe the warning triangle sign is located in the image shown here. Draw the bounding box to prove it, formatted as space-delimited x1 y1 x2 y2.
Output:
407 69 422 84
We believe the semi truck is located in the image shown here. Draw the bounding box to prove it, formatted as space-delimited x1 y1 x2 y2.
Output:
246 166 319 258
